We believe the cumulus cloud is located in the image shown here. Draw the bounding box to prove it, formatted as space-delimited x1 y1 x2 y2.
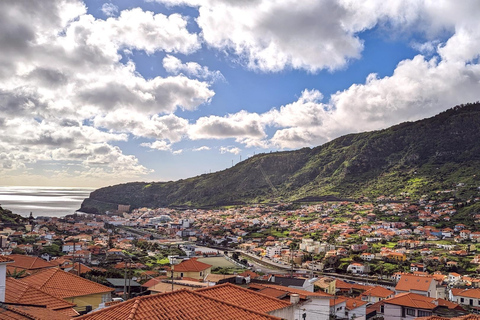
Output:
193 146 210 151
141 140 172 151
0 0 211 183
220 146 241 155
101 3 118 17
163 55 225 82
189 111 265 141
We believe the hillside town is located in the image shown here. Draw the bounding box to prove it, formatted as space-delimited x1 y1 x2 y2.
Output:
2 192 480 319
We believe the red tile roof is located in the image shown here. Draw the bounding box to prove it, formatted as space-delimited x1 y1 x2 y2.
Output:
384 292 460 311
416 316 480 320
0 255 14 263
74 289 282 320
7 254 55 271
197 283 291 313
360 286 394 299
453 288 480 299
346 298 368 310
6 277 78 316
248 283 332 300
0 304 70 320
21 267 113 299
173 258 212 272
395 274 435 292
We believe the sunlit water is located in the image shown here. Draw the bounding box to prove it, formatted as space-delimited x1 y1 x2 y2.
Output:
0 186 93 218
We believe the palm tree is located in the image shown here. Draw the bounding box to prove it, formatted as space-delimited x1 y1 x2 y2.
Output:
6 267 27 279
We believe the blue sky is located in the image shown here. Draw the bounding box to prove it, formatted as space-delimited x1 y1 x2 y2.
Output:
1 0 480 187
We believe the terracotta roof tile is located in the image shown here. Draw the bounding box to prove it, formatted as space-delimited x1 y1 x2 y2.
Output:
173 258 212 272
360 286 394 298
248 283 332 300
74 289 282 320
346 298 368 310
197 283 291 313
7 254 56 271
0 255 14 263
6 277 77 316
455 288 480 299
0 304 70 320
395 274 434 292
385 292 460 311
21 267 113 299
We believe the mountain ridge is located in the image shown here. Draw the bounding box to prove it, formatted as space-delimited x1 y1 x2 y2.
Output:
80 102 480 213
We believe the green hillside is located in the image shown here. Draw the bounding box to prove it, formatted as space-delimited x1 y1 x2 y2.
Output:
80 102 480 213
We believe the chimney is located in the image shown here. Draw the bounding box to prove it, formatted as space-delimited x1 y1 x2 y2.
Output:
290 293 300 304
0 257 14 302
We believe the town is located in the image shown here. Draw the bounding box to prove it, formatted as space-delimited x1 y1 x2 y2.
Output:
1 191 480 320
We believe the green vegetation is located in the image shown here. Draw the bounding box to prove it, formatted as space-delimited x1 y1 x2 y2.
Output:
80 103 480 212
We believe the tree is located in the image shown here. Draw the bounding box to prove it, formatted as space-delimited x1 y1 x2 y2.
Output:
6 267 27 279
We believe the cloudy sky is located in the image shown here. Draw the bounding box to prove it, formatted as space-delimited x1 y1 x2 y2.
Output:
1 0 480 188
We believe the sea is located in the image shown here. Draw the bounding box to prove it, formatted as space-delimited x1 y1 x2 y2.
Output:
0 186 94 218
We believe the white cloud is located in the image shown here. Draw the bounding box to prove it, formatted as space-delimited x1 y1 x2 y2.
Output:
101 3 118 17
193 146 210 151
141 140 172 151
163 55 225 82
0 0 211 183
189 111 265 140
220 146 241 155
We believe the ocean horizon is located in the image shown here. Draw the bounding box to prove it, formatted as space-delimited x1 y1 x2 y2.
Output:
0 186 94 218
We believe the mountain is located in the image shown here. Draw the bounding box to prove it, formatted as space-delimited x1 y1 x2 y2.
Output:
80 102 480 213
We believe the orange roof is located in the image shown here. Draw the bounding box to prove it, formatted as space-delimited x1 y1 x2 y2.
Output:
454 288 480 299
416 316 480 320
21 267 113 299
0 255 14 263
0 304 71 320
197 283 291 313
173 258 212 272
395 274 434 292
384 292 459 310
248 283 332 300
7 254 55 270
74 289 282 320
6 277 78 316
360 286 394 298
346 298 368 310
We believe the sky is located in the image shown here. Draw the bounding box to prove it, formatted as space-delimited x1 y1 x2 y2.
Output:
1 0 480 188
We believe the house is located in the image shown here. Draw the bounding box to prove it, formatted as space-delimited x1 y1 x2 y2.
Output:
21 267 114 310
106 278 143 296
248 283 333 320
360 253 375 261
395 274 437 298
448 272 462 284
360 286 395 303
345 298 368 320
74 289 283 320
197 283 295 319
347 262 370 274
5 277 79 317
5 254 55 276
451 288 480 308
386 252 407 262
172 257 212 280
411 263 426 272
383 292 462 319
270 275 316 292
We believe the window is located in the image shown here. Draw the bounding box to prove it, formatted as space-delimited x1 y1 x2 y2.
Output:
200 272 203 276
418 311 432 317
406 308 416 316
180 272 184 277
461 298 464 303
